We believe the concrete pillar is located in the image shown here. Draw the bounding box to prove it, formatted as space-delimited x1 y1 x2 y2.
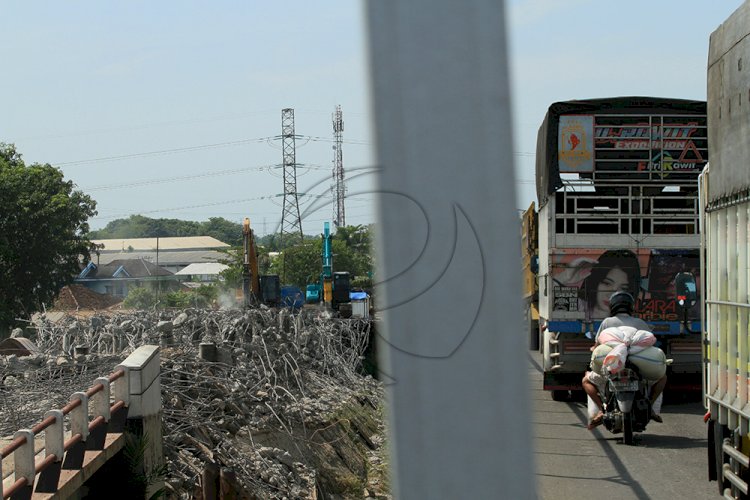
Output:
119 345 164 498
199 342 217 362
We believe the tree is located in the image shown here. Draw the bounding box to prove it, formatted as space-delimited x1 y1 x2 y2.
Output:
332 225 373 279
0 144 97 330
123 287 157 309
199 217 243 247
90 215 244 246
269 241 321 288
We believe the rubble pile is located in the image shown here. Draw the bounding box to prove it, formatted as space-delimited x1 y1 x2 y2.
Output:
2 307 388 499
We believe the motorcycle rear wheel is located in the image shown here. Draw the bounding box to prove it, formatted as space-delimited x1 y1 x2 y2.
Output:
623 411 634 445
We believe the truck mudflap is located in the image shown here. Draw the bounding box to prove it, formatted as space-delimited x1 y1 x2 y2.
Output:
663 337 702 391
664 370 702 391
543 372 588 391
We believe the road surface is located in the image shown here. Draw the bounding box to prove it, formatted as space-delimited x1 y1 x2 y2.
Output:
530 352 717 499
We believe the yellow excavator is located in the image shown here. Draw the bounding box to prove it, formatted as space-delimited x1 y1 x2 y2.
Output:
242 218 280 307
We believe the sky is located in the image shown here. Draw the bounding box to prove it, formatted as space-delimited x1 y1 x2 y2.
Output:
1 1 743 235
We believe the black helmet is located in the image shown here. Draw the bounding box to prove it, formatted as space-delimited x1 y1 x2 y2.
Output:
609 291 635 315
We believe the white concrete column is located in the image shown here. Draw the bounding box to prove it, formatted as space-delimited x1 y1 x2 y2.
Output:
119 345 161 418
119 345 163 498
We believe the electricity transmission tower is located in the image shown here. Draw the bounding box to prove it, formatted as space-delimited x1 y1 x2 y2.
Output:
280 108 303 247
332 105 346 228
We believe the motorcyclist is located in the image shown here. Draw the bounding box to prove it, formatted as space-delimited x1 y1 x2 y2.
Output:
582 291 667 429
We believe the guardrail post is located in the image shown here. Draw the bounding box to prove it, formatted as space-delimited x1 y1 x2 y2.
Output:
70 392 89 442
113 365 131 407
13 429 35 488
92 377 111 422
43 410 64 462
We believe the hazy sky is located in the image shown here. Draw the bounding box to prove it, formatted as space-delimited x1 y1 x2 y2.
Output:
1 1 742 234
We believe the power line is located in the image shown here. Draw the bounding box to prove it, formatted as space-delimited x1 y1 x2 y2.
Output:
299 134 370 145
92 193 282 221
82 164 274 191
54 136 533 167
55 136 277 166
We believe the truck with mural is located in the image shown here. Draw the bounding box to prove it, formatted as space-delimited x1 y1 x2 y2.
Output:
521 202 540 350
702 3 750 495
531 96 707 399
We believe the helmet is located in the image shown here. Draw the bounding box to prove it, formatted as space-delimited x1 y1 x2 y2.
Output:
609 291 635 315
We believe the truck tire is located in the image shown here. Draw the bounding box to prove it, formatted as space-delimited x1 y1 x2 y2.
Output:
708 419 717 481
712 420 731 494
529 311 539 351
551 390 568 402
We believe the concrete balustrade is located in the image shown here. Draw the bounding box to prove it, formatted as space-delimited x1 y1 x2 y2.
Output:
42 411 64 465
69 393 90 444
0 345 161 499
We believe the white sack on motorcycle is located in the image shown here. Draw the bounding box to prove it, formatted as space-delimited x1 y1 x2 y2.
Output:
591 326 667 380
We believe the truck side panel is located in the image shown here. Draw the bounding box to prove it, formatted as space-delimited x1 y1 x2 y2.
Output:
705 0 750 434
704 3 750 491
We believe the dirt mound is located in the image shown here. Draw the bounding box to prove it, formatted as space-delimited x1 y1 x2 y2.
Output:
52 284 122 310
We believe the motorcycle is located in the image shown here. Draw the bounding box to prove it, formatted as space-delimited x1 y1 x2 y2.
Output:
599 362 652 445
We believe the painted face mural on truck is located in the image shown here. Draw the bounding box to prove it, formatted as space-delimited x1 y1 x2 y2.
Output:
551 249 700 321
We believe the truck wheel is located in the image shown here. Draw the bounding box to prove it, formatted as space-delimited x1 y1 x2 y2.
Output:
707 419 717 481
529 314 539 351
551 390 568 402
713 420 730 494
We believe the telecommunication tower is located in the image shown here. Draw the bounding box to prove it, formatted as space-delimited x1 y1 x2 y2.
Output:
280 108 303 245
332 105 346 228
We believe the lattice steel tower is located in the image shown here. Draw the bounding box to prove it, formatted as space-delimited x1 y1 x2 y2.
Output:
332 105 346 228
280 108 303 244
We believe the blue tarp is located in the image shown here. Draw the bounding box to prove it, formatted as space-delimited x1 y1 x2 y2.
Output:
350 291 368 301
281 286 304 308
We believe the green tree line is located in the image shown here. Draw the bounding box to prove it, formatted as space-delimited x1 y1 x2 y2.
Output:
0 143 97 331
91 215 246 247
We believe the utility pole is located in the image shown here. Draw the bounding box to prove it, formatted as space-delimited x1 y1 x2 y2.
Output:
280 108 303 282
332 105 346 228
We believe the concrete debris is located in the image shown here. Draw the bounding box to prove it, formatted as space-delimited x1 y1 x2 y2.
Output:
2 307 390 499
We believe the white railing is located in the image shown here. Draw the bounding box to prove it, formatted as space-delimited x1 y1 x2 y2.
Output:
0 344 161 498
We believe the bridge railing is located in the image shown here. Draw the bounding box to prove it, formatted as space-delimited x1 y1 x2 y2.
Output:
0 345 160 498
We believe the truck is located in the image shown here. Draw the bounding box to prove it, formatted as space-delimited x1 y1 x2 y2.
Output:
521 202 539 350
702 3 750 495
532 96 707 399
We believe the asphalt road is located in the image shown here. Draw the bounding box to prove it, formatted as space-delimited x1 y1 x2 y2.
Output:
529 351 718 500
